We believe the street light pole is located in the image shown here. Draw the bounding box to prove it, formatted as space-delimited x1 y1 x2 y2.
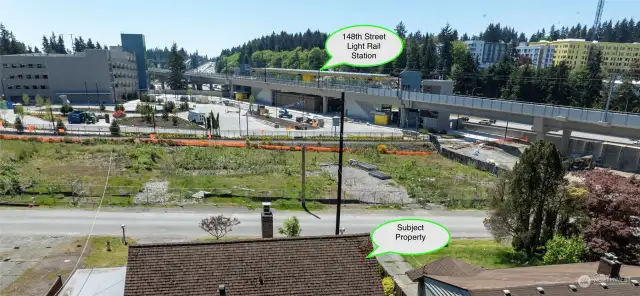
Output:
84 81 89 108
121 224 127 245
335 91 345 236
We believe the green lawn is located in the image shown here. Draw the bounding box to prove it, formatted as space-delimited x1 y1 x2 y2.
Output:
82 236 137 268
404 239 541 269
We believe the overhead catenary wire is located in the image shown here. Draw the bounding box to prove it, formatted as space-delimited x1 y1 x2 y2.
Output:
56 151 114 296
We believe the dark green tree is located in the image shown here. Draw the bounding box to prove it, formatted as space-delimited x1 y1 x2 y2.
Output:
452 51 479 95
484 141 566 257
168 43 187 90
437 24 454 79
392 21 408 74
421 34 438 78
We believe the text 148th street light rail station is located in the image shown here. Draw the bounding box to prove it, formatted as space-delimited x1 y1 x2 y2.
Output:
343 32 386 60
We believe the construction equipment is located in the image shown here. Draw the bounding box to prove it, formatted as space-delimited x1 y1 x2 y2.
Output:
565 155 596 171
278 101 303 119
67 110 98 124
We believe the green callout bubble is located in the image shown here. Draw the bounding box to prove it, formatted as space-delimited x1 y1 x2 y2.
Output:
320 24 404 71
366 218 451 259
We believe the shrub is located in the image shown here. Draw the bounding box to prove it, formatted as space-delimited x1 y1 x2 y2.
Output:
14 117 24 133
56 120 66 135
112 110 126 119
0 161 21 195
115 104 125 112
60 103 73 115
543 235 587 265
164 101 176 113
382 277 395 296
172 115 178 126
162 109 169 120
377 144 387 153
278 216 301 237
179 101 190 111
99 102 106 111
110 120 121 136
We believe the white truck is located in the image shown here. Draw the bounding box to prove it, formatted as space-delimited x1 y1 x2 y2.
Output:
188 111 206 124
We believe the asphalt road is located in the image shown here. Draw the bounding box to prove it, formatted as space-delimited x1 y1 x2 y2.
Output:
0 208 490 240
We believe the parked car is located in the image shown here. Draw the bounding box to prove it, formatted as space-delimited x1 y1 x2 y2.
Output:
479 119 493 125
460 117 469 121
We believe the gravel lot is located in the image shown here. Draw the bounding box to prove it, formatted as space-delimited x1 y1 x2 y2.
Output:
134 181 169 204
321 164 414 205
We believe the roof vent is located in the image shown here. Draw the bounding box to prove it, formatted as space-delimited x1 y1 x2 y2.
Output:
631 279 639 286
536 287 545 294
503 290 511 296
218 284 226 296
600 282 608 289
568 284 577 291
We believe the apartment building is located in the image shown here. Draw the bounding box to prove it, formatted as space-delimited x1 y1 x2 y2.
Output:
517 41 556 69
0 47 138 104
531 39 640 74
464 40 508 68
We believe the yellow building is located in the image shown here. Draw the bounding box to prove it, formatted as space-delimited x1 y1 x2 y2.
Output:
531 39 640 74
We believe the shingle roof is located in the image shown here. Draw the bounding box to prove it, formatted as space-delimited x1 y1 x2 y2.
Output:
406 257 485 281
470 281 640 296
123 234 384 296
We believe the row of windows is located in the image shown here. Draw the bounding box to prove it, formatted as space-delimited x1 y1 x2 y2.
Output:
2 63 45 68
6 74 49 79
6 85 48 90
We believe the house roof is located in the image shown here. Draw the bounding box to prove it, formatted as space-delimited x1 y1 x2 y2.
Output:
414 260 640 296
123 234 384 296
406 257 485 281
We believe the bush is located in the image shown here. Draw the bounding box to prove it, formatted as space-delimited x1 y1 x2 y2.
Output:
60 103 73 115
278 216 301 237
377 144 387 153
99 102 106 111
56 120 66 135
172 115 178 126
543 235 587 265
14 117 24 133
382 277 395 296
179 101 190 111
112 110 126 119
115 104 125 112
0 161 21 195
110 120 121 136
164 101 176 113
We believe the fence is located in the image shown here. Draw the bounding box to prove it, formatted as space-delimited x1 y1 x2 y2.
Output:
0 124 405 139
2 184 417 207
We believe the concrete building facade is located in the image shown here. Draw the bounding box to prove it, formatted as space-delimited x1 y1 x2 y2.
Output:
0 47 138 104
121 34 148 91
517 42 556 69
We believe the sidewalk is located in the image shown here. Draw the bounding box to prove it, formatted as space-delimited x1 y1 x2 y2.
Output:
377 253 418 296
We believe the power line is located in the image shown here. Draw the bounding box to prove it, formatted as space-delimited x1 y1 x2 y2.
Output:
57 151 114 296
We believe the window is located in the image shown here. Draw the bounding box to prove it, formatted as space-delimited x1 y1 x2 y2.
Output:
32 85 38 89
24 85 29 89
16 85 21 89
2 64 7 68
35 74 40 79
26 75 31 79
11 64 16 68
9 75 14 79
40 85 47 89
19 64 25 68
36 64 43 68
28 64 34 68
7 85 12 89
43 74 48 79
17 75 23 79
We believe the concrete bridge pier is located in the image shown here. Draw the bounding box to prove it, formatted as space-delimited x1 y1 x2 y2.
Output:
323 96 328 114
196 84 203 91
161 81 165 90
532 116 548 142
209 83 214 90
250 86 273 105
560 129 572 156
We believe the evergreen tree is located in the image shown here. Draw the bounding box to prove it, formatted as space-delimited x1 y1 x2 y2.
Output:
583 49 604 108
452 51 479 95
56 35 66 54
86 38 95 49
168 43 187 90
392 21 408 74
405 39 420 70
421 34 438 78
437 24 454 79
96 41 101 50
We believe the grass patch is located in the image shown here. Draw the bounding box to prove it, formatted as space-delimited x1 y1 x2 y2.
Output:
82 236 137 268
405 239 542 269
118 115 204 130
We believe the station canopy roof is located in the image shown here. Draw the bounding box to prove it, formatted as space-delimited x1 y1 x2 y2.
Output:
260 68 392 79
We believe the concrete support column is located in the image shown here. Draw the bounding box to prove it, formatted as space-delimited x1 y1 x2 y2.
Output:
322 96 328 114
560 129 572 156
161 81 165 90
399 108 407 128
532 116 547 142
209 83 213 90
196 84 203 91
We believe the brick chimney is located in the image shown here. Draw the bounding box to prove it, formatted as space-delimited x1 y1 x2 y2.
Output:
597 253 622 278
261 202 273 238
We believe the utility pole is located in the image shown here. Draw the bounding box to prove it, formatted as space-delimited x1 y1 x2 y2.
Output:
602 73 616 122
69 34 74 53
335 92 345 235
84 81 89 108
95 82 100 106
301 144 306 206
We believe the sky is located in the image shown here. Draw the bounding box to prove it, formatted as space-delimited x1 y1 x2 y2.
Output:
1 0 638 58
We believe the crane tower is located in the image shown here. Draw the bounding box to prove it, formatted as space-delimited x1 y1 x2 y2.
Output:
592 0 605 41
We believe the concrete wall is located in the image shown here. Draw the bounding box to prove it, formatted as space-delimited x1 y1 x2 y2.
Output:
461 122 640 173
251 87 273 105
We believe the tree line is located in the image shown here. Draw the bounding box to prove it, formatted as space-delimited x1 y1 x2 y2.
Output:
216 20 640 112
147 46 211 70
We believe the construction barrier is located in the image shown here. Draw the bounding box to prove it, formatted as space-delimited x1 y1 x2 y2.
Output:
0 134 432 156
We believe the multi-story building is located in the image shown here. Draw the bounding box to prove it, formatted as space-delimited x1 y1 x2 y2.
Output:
121 33 148 91
0 47 138 104
464 40 508 68
531 39 640 74
516 41 556 69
